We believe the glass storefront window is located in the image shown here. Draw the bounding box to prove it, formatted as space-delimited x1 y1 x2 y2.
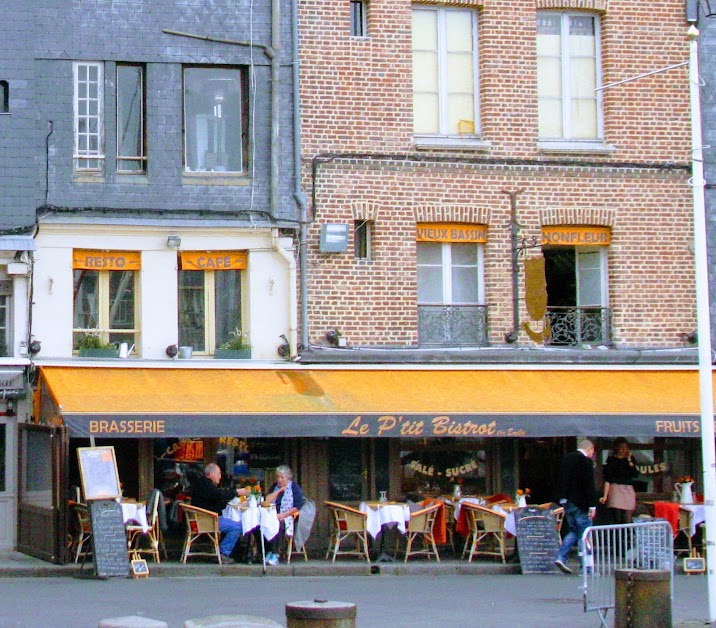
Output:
400 439 487 497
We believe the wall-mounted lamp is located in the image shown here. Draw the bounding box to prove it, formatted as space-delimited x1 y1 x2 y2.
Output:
167 235 182 249
325 329 347 348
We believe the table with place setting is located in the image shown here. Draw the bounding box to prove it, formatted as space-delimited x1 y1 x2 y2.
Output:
359 501 411 562
222 498 281 570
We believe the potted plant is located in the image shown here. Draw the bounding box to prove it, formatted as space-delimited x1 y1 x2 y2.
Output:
215 328 251 359
77 333 119 358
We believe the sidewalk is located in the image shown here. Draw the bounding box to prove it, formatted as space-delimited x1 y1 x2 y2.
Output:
0 551 518 578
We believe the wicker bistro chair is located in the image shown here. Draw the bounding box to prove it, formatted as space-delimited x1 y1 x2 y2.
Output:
552 506 565 542
324 501 370 562
401 502 442 562
70 502 92 564
127 491 161 563
179 503 223 564
461 502 508 563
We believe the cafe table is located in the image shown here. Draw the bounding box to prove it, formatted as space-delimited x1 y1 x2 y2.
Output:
222 499 280 572
359 501 411 562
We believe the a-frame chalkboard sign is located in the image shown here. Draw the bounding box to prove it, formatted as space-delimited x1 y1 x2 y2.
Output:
514 506 561 574
76 447 130 578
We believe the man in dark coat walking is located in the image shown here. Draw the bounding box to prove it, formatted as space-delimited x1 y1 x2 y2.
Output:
555 439 599 574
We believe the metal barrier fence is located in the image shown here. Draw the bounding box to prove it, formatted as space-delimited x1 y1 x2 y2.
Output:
582 519 673 627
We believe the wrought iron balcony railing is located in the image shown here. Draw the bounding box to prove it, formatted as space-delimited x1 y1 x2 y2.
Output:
545 306 612 346
418 304 489 347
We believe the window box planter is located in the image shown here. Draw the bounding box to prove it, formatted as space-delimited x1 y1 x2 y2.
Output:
215 348 251 360
79 347 119 358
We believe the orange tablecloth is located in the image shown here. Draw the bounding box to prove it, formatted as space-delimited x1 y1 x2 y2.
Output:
421 498 447 545
653 501 680 536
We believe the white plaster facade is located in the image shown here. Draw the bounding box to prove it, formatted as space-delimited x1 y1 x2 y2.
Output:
31 222 296 362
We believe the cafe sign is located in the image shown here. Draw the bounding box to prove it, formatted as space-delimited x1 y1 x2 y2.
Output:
180 251 247 270
73 249 141 270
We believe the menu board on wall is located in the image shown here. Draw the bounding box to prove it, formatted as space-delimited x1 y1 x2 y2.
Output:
77 446 122 501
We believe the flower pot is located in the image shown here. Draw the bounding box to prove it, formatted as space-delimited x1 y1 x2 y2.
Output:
178 346 193 359
215 348 251 359
79 347 119 358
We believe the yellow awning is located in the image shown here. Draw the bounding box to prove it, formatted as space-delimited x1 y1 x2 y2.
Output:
37 366 713 439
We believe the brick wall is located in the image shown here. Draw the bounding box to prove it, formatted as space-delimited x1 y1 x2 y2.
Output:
299 0 696 349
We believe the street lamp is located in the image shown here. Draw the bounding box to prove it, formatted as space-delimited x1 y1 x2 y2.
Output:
686 23 716 623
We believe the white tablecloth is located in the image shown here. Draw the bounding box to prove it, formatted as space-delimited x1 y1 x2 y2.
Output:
120 502 150 533
683 504 706 537
222 503 281 541
359 502 411 539
491 504 516 536
452 497 485 522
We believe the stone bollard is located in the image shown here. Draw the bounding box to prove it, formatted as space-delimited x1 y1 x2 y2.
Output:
99 617 168 628
285 600 356 628
614 569 672 628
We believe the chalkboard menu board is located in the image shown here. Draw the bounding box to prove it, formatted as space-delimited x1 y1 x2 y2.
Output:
514 507 561 574
89 500 130 578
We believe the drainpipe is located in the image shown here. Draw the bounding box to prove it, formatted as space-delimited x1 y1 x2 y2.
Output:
270 0 280 216
272 228 298 359
292 0 309 349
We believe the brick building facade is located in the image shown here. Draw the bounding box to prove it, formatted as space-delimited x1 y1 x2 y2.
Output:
298 0 697 351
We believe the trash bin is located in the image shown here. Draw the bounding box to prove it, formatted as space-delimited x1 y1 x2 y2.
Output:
285 600 356 628
614 569 671 628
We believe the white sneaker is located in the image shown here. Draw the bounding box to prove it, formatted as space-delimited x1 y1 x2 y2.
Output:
266 552 279 566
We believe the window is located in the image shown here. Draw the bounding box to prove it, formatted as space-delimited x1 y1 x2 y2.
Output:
183 67 246 173
417 242 486 346
72 250 139 349
0 81 8 113
73 62 104 171
412 7 478 137
116 64 146 173
537 13 602 140
0 280 12 356
544 247 609 345
178 252 245 354
350 0 367 37
354 220 372 259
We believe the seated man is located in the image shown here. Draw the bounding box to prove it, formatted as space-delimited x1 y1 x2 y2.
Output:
190 463 249 564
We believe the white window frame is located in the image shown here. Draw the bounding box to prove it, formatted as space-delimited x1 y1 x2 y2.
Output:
537 12 604 145
412 7 482 146
72 269 140 347
73 62 105 172
178 269 244 355
116 63 146 174
576 247 608 308
417 242 485 305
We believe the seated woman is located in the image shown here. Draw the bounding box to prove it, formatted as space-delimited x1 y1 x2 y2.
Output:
263 464 304 565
